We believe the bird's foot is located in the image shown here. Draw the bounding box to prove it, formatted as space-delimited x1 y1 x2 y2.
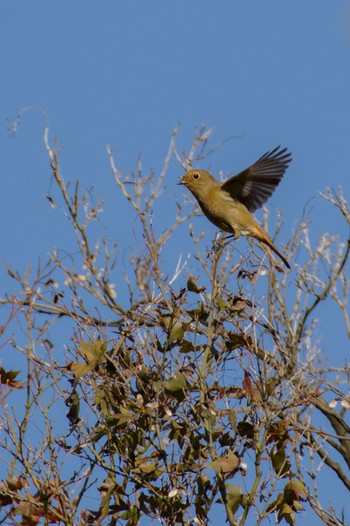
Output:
213 232 236 252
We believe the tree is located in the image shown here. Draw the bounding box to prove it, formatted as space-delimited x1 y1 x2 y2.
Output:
0 125 349 526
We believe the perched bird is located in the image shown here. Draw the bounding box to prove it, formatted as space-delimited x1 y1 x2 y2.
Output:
179 146 292 269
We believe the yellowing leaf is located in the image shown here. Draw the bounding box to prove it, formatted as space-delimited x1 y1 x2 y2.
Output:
79 340 107 362
278 502 295 525
139 461 157 474
70 362 94 378
207 452 239 473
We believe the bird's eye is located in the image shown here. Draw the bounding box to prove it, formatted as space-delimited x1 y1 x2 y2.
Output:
193 173 200 180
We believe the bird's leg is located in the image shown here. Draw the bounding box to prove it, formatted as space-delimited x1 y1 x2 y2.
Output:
213 233 226 252
213 231 236 252
221 231 238 248
224 233 236 244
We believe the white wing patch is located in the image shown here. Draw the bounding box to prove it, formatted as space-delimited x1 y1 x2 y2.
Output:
242 181 253 197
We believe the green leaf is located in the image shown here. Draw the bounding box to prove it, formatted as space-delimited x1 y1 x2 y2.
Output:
71 340 108 377
285 480 307 500
0 367 20 381
0 367 23 388
110 412 136 426
267 419 289 446
164 373 187 393
226 332 247 350
266 376 278 397
187 275 205 293
168 322 184 343
179 340 194 353
278 503 295 525
266 492 284 514
186 302 209 321
227 410 236 429
225 484 242 514
65 389 80 425
237 421 254 439
270 446 291 476
293 501 304 511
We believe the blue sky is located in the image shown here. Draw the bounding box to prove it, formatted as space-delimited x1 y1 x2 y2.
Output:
1 2 350 263
1 2 350 524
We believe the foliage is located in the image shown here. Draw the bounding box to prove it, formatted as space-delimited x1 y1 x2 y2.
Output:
0 126 349 525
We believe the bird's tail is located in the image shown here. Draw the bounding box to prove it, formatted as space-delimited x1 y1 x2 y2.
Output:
253 225 291 270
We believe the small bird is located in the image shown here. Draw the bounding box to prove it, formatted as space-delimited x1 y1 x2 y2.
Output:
179 146 292 269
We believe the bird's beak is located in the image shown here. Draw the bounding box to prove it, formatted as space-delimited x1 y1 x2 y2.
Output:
177 178 184 186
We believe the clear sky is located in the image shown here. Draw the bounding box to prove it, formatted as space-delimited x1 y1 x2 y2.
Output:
1 2 349 524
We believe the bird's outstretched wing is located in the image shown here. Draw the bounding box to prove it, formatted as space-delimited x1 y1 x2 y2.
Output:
221 146 292 212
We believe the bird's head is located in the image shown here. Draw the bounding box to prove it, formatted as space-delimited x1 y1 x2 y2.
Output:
178 169 218 199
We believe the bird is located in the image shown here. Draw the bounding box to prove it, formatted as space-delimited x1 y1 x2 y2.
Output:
178 146 292 269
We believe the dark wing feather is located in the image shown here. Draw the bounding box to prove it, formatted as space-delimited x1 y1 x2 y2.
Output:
221 146 292 212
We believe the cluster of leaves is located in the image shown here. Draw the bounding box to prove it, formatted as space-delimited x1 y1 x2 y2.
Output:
0 126 349 525
0 477 70 526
